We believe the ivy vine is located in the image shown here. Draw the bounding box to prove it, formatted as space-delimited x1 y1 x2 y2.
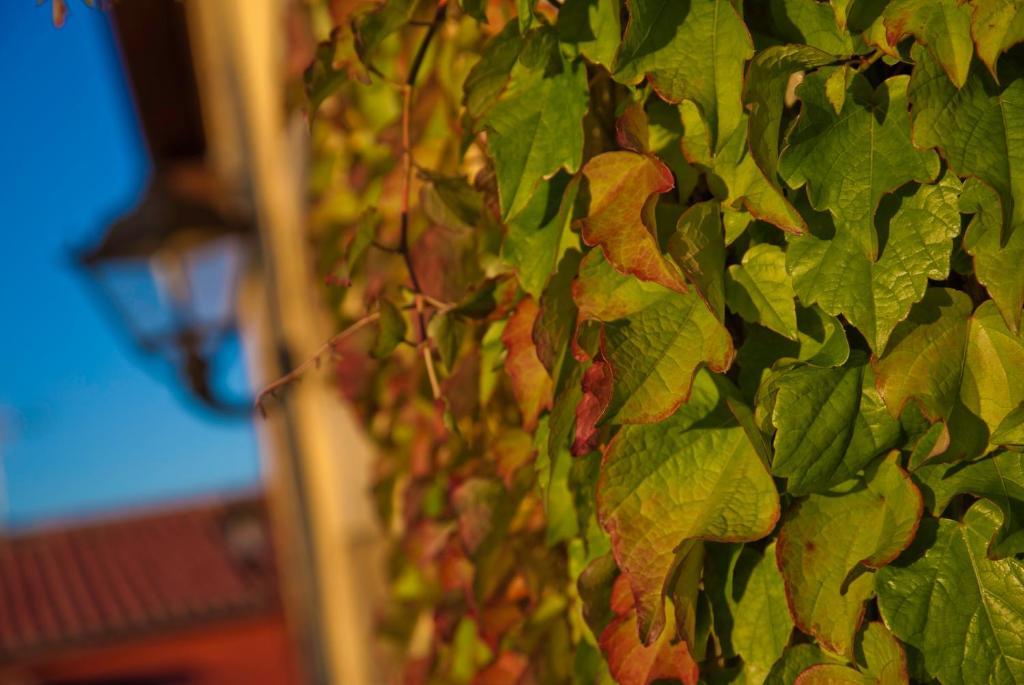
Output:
294 1 1024 683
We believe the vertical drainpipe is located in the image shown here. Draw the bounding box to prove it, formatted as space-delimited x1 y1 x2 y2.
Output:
184 1 382 683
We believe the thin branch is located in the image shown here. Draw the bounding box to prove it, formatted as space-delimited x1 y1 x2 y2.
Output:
255 311 380 412
371 239 402 253
422 294 455 312
407 5 446 88
258 6 449 415
397 4 447 400
857 48 885 72
417 293 442 399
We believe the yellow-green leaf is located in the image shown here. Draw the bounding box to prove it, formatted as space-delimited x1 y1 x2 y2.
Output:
777 454 922 656
573 250 734 424
598 371 779 643
614 0 753 150
483 28 589 221
874 288 1024 461
780 71 940 260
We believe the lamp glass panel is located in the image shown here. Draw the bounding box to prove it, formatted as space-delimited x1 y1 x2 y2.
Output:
93 260 179 344
177 235 243 329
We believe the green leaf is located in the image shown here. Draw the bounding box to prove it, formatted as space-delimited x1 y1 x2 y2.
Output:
874 288 1024 461
726 243 798 339
768 353 900 496
518 0 535 31
736 304 851 401
786 173 963 353
354 0 429 68
579 553 620 639
464 21 523 121
427 310 464 373
534 249 583 379
993 403 1024 448
502 174 580 298
372 299 407 358
707 543 794 684
576 151 687 292
908 45 1024 242
961 178 1024 333
882 0 974 88
680 105 808 235
598 371 780 644
745 45 836 183
723 207 753 246
535 417 579 545
914 450 1024 558
876 500 1024 685
648 98 700 201
796 623 909 684
668 200 727 320
780 71 940 260
421 172 483 230
967 0 1024 79
766 644 838 685
459 0 487 22
795 664 876 684
824 65 855 114
330 211 378 287
305 29 368 117
668 541 706 653
768 0 857 55
831 0 889 32
777 453 923 656
573 250 734 424
858 622 909 685
483 28 589 221
614 0 753 149
557 0 621 68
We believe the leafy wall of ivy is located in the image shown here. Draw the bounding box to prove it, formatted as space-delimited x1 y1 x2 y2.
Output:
299 0 1024 683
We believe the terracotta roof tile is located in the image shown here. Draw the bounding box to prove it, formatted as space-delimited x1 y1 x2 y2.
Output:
0 496 278 661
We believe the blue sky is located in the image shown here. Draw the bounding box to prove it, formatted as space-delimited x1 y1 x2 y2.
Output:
0 3 260 526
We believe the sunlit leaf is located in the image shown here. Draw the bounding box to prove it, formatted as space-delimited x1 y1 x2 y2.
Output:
777 454 922 656
573 250 734 424
780 71 940 259
483 28 589 221
576 151 687 293
874 288 1024 461
598 371 779 643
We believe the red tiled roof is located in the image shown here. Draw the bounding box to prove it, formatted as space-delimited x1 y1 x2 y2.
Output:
0 496 280 661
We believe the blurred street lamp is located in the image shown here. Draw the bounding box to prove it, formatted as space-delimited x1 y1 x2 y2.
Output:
78 163 254 416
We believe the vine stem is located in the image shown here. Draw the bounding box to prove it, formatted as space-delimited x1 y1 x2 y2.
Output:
256 6 447 413
398 3 447 401
254 311 382 413
858 48 885 72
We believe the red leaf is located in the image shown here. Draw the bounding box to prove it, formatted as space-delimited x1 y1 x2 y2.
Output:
472 651 530 685
503 297 554 431
572 356 613 456
575 151 687 293
599 576 700 685
616 102 650 153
